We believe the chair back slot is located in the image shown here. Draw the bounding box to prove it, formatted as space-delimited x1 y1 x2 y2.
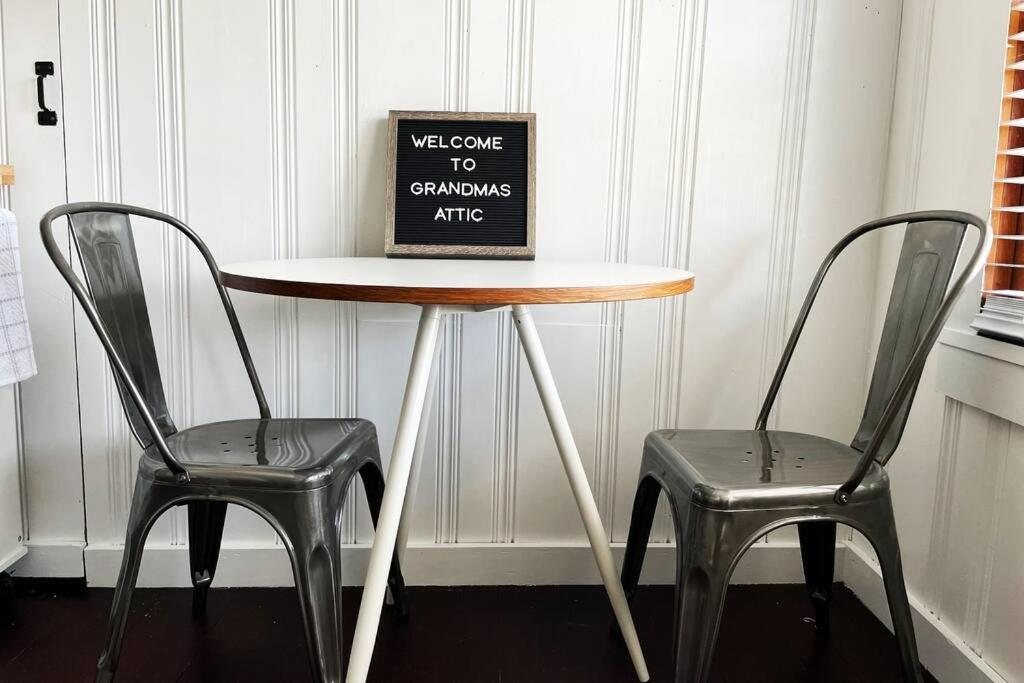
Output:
851 220 966 462
70 211 176 447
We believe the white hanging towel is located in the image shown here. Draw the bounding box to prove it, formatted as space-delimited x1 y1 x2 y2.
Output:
0 209 37 386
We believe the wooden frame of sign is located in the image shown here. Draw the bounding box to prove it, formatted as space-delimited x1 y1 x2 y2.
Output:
385 111 536 259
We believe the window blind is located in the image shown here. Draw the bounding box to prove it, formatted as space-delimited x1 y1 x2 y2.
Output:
972 2 1024 343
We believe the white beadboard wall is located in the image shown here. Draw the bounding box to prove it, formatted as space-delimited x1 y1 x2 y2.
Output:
9 0 903 585
845 1 1023 682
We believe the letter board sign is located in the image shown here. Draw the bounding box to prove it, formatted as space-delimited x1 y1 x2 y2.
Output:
385 111 536 259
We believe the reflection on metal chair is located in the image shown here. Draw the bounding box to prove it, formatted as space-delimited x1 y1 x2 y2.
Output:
40 202 406 683
620 211 990 682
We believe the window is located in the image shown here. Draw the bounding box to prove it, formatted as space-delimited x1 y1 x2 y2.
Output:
973 2 1024 343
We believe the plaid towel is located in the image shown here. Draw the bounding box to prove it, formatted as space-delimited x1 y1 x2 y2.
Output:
0 209 37 386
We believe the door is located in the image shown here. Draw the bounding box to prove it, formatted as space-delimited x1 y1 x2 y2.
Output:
0 0 83 576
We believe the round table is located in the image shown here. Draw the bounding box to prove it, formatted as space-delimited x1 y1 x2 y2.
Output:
219 257 695 683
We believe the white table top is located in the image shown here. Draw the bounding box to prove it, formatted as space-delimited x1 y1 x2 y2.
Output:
219 257 694 305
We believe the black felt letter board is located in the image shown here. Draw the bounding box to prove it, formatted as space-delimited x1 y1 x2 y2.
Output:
386 112 535 259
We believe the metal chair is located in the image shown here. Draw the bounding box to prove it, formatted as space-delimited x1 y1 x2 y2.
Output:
40 202 407 683
620 210 991 682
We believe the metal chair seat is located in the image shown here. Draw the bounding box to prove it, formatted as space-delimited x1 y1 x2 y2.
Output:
643 429 888 510
140 418 378 491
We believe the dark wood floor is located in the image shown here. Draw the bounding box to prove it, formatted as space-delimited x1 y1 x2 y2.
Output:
0 581 934 682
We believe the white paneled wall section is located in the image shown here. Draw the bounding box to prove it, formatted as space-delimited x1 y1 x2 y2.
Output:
845 1 1023 682
10 0 902 586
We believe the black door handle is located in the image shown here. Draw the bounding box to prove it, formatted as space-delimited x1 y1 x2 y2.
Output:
35 61 57 126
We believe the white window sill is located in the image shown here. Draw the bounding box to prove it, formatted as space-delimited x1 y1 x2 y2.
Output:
937 327 1024 425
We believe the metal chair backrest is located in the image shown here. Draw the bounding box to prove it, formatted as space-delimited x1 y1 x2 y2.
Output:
754 210 991 503
40 202 270 481
851 221 966 462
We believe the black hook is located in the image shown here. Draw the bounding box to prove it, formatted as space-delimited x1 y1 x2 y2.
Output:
35 61 57 126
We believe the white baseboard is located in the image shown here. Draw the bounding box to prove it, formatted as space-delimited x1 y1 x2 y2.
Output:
10 541 85 578
842 541 1006 683
0 545 26 573
12 539 831 588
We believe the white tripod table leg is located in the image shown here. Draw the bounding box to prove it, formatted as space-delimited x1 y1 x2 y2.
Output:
346 304 442 683
512 304 650 682
395 331 441 566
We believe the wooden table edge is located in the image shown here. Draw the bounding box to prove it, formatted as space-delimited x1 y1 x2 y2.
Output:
219 270 695 305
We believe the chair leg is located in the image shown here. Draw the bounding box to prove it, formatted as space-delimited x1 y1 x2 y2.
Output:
797 520 836 635
275 493 345 683
293 543 344 683
96 479 163 683
670 502 757 683
187 500 228 618
360 461 409 617
862 503 923 683
621 474 663 602
672 556 732 683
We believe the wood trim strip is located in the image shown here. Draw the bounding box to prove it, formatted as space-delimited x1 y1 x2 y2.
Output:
219 270 694 305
